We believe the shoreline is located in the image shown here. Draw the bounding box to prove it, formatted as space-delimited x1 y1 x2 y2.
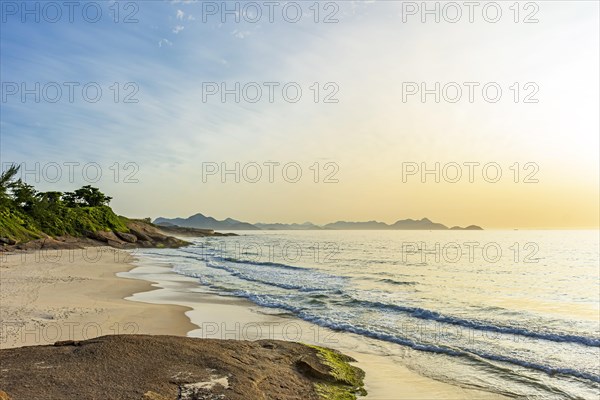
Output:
122 253 507 399
0 247 506 399
0 247 195 349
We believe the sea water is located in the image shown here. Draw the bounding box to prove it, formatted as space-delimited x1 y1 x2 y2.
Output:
136 230 599 399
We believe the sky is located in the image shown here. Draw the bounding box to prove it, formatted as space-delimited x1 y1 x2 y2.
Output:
1 0 598 229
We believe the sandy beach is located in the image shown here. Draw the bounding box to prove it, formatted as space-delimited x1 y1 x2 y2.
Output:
0 247 195 349
0 247 507 399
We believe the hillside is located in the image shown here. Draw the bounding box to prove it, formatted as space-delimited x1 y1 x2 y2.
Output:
0 165 189 251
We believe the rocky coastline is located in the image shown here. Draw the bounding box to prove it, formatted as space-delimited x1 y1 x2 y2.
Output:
0 335 366 400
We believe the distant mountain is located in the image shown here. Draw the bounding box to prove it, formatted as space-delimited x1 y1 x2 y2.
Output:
155 221 176 227
323 218 449 230
154 214 482 231
254 222 323 230
450 225 484 230
154 213 259 230
390 218 448 230
323 221 388 230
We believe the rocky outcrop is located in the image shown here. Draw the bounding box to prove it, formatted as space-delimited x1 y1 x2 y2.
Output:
115 231 138 243
0 237 17 245
84 230 118 242
157 225 237 237
0 335 366 400
6 235 107 251
142 392 170 400
123 220 190 248
2 219 192 252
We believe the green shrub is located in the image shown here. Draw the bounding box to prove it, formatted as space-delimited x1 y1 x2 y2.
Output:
0 206 41 241
0 165 128 242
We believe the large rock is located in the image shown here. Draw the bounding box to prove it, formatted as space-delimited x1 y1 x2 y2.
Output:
124 220 189 248
142 392 170 400
85 230 122 243
40 238 85 250
3 220 197 252
0 237 17 245
127 226 153 242
0 335 366 400
15 240 43 251
115 231 138 243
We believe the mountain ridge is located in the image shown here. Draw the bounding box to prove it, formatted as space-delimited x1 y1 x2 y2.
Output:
154 214 483 230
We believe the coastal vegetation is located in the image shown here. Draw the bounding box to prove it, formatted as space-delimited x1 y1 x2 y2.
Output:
0 164 126 243
0 165 187 249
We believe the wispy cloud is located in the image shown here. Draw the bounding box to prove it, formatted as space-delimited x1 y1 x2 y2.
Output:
158 38 173 47
230 29 250 39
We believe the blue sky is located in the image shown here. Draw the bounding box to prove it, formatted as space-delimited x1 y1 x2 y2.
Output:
1 1 598 228
1 1 368 166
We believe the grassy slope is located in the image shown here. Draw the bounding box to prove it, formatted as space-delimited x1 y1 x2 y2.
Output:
0 207 42 242
0 204 129 243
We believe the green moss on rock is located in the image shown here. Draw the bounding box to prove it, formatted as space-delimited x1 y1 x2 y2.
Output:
308 345 367 400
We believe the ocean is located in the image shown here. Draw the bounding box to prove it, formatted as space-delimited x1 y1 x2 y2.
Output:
135 230 600 399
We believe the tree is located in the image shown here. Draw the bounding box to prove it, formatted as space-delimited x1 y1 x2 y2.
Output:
11 180 37 211
0 164 20 201
62 191 81 207
33 191 64 217
36 191 63 205
72 185 112 207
